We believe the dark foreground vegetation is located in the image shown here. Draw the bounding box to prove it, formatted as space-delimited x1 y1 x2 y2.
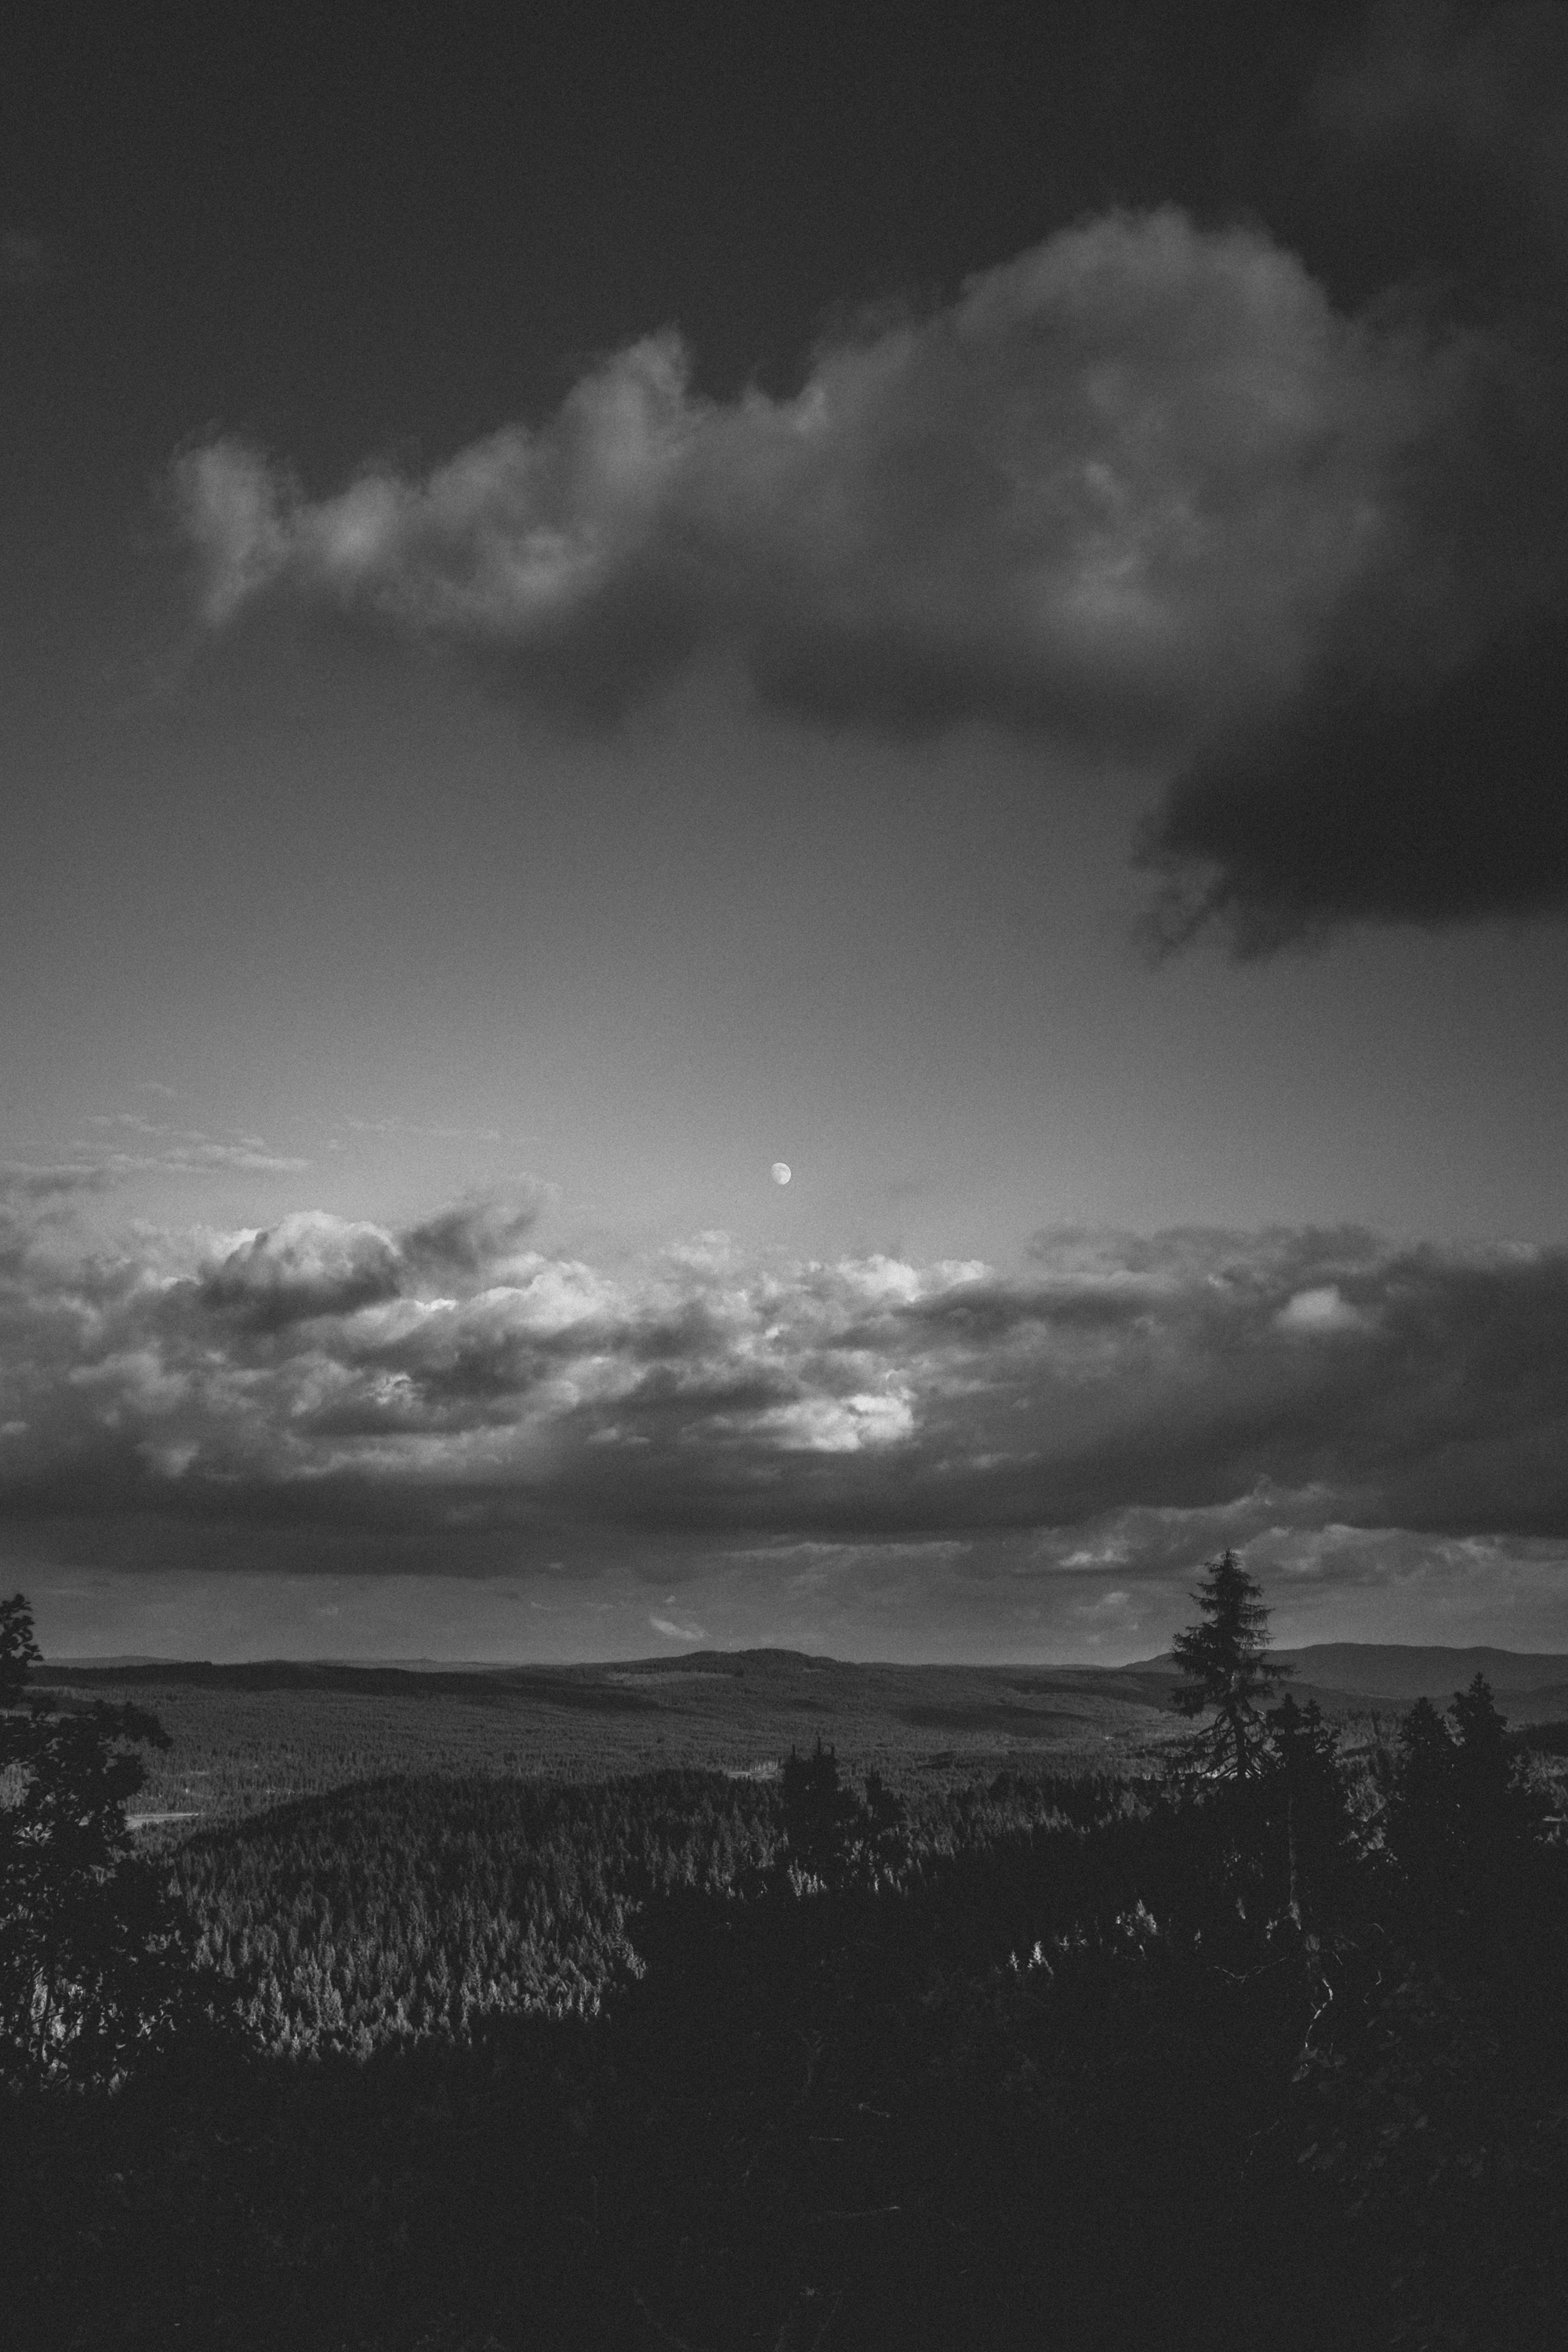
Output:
6 1565 1568 2350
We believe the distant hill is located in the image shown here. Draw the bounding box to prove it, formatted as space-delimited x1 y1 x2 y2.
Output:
27 1647 1191 1813
1283 1643 1568 1700
26 1642 1568 1826
1129 1642 1568 1720
32 1640 1568 1732
39 1638 1568 1698
39 1653 175 1669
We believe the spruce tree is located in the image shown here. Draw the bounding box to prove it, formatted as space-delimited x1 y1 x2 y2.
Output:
1171 1549 1291 1782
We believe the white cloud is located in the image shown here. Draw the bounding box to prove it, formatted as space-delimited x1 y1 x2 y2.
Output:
650 1614 706 1643
1276 1284 1374 1334
71 1118 312 1179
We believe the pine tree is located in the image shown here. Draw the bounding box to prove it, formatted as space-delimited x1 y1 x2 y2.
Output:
1170 1549 1291 1783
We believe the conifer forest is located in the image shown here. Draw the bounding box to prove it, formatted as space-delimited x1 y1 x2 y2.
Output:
6 1560 1568 2350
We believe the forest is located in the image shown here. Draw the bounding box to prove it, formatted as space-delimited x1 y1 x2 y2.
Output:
5 1563 1568 2350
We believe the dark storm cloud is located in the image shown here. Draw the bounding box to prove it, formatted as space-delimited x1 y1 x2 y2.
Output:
1138 612 1568 953
1140 1 1568 950
5 1200 1568 1580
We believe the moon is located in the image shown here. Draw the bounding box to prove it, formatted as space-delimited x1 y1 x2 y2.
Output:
770 1162 792 1185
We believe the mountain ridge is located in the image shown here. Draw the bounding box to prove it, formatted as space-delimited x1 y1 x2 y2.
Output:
31 1639 1568 1714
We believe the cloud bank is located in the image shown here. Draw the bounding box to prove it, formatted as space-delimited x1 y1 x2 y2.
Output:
172 11 1568 954
6 1188 1568 1619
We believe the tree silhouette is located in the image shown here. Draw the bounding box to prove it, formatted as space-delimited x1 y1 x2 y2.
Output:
1171 1549 1292 1783
1 1592 194 2085
1383 1674 1549 1940
1261 1690 1358 1930
779 1738 863 1889
1447 1674 1543 1849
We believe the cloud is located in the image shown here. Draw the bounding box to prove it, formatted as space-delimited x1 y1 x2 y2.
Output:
1136 608 1568 953
650 1615 706 1644
6 1201 1568 1604
109 1143 314 1177
195 1189 554 1334
401 1189 550 1281
70 1116 312 1180
200 1211 405 1330
1136 2 1568 952
1275 1284 1373 1336
173 208 1457 751
0 1163 115 1201
167 13 1568 955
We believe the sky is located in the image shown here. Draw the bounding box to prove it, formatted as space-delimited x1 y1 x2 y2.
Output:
5 0 1568 1665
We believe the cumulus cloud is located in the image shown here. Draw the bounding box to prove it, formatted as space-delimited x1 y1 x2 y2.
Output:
174 208 1465 754
171 29 1568 953
5 1194 1568 1599
401 1189 549 1281
197 1189 552 1330
200 1211 405 1330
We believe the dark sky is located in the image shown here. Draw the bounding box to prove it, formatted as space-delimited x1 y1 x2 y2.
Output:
6 1 1568 1663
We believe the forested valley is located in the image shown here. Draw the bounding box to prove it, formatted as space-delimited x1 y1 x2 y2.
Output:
6 1566 1568 2351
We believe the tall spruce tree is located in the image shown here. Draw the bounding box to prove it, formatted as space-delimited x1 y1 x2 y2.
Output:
1171 1549 1291 1782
